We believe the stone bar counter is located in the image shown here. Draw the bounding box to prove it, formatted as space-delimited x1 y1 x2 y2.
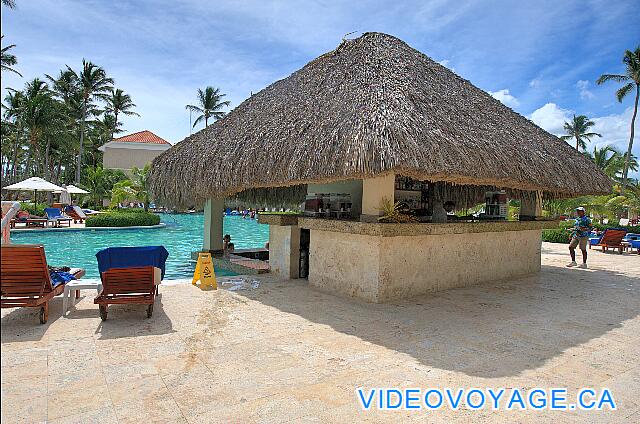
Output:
260 214 559 303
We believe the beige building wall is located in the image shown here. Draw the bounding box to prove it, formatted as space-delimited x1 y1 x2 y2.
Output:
361 173 395 221
103 147 166 171
308 229 542 302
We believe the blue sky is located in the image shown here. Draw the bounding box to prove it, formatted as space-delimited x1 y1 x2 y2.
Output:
1 0 638 169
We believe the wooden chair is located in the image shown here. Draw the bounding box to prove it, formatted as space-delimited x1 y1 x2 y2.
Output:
94 266 156 321
590 228 627 254
65 206 86 224
1 245 85 323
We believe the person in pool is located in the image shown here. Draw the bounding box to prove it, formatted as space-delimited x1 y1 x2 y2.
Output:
223 234 231 256
567 206 592 269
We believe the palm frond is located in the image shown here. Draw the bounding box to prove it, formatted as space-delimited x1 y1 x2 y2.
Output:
616 82 634 102
596 74 629 84
191 114 204 128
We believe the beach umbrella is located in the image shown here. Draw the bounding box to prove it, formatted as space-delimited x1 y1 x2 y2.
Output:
54 184 89 205
4 177 65 204
64 184 89 194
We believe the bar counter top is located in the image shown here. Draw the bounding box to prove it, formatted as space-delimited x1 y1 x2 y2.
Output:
259 213 559 236
298 218 559 237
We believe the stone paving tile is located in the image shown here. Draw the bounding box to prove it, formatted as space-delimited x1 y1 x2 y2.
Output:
112 391 186 424
46 384 112 421
1 242 638 423
48 406 119 424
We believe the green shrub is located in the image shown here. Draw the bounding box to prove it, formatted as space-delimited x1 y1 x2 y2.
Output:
20 202 47 217
542 229 571 244
85 212 160 227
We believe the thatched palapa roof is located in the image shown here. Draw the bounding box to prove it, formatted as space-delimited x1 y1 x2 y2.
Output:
149 32 611 207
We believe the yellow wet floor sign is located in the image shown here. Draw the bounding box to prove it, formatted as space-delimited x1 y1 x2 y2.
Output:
192 252 217 289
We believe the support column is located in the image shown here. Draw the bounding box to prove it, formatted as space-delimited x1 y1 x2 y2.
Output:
268 225 301 279
520 191 543 220
203 198 224 252
360 173 395 222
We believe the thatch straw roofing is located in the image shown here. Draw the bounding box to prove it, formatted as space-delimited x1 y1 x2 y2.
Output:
149 32 611 207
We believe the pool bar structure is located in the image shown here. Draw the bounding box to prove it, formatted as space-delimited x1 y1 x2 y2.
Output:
149 33 610 302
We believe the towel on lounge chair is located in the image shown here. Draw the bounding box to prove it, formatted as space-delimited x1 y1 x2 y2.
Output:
95 246 169 279
49 271 77 287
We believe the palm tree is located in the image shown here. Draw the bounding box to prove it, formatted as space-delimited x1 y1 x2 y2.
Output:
67 60 114 183
620 152 639 176
46 69 78 103
560 114 601 151
185 86 230 128
1 36 22 77
590 145 623 178
597 47 640 189
20 79 56 176
2 0 16 8
111 165 151 211
105 88 139 139
2 89 25 179
82 165 126 208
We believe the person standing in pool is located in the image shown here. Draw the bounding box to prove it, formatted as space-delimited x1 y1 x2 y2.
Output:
223 234 232 257
567 207 592 269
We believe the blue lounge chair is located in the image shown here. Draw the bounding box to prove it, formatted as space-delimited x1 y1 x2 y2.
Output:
94 246 169 320
44 208 72 227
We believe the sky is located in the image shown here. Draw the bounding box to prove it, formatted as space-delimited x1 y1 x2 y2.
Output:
1 0 639 176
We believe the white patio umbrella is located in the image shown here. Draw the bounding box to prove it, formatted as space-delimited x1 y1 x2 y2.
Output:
64 184 89 195
54 184 89 205
3 177 65 204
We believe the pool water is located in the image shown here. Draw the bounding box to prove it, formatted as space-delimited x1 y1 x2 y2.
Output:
9 213 269 280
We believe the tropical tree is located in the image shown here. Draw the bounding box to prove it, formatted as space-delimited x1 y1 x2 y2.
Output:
67 59 114 183
560 114 601 151
1 35 22 76
2 0 16 8
590 145 623 178
110 165 151 210
105 88 139 139
20 78 56 176
46 69 79 104
185 86 230 128
597 47 640 189
2 89 25 179
82 165 126 208
620 152 639 177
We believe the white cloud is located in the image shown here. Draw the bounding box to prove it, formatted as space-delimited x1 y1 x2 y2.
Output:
529 78 541 88
576 80 594 100
591 107 639 154
529 103 639 159
529 103 573 135
489 89 520 108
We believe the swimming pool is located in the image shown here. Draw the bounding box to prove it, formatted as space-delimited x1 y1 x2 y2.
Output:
9 213 269 279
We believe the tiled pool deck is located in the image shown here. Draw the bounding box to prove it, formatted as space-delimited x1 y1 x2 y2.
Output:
1 243 639 423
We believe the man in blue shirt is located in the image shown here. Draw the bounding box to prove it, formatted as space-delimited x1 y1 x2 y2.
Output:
567 207 592 269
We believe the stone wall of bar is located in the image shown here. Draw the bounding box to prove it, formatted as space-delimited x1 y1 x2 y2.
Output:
302 220 555 303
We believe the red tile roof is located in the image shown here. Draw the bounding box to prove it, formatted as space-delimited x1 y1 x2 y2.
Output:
112 130 170 145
